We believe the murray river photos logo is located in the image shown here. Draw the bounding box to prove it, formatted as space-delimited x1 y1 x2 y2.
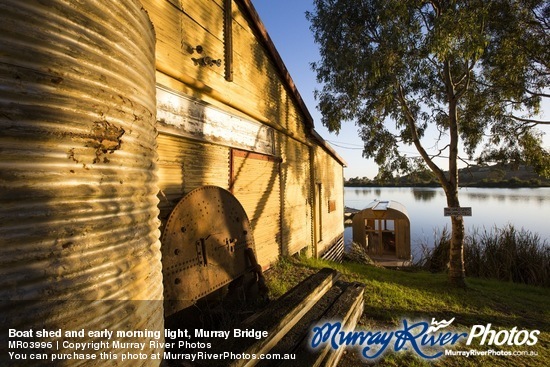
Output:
309 318 540 360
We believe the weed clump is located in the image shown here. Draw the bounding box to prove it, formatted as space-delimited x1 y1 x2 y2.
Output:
417 225 550 287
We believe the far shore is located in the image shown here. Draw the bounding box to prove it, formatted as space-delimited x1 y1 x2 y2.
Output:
344 183 550 188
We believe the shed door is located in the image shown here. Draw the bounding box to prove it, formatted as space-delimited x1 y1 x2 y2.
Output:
231 149 281 268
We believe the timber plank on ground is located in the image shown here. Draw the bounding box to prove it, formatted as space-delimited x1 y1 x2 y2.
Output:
196 267 340 366
193 268 365 367
283 281 365 367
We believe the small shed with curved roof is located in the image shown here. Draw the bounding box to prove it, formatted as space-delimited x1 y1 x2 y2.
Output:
352 200 411 260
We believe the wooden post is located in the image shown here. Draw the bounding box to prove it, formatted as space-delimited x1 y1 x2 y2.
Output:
224 0 233 81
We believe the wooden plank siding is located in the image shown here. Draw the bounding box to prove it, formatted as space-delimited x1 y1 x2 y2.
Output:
231 149 281 267
280 136 312 256
313 145 345 258
141 0 346 270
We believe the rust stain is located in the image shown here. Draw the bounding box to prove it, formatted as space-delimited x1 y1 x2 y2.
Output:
66 120 125 167
87 120 125 161
67 148 79 164
50 76 63 84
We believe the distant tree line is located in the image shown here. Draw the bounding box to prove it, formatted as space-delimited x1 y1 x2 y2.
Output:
345 164 550 188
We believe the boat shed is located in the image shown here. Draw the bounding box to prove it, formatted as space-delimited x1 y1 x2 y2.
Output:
142 0 347 266
352 200 411 260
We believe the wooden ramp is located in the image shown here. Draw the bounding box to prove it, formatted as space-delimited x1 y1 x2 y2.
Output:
195 268 365 367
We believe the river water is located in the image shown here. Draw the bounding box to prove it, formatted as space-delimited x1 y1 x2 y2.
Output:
344 187 550 259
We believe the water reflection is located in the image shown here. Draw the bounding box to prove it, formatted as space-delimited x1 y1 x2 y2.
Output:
463 192 496 201
460 188 550 205
411 188 438 201
344 187 550 247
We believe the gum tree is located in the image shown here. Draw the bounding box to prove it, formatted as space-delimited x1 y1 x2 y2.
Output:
307 0 549 287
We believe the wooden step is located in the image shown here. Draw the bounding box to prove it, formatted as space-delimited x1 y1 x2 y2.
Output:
319 282 365 366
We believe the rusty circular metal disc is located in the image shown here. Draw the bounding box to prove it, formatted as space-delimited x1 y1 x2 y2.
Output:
161 186 255 316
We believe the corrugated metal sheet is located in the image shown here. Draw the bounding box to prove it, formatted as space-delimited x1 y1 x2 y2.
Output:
157 133 231 229
281 137 312 255
320 237 345 262
313 146 345 257
0 1 163 365
367 200 410 219
231 150 281 268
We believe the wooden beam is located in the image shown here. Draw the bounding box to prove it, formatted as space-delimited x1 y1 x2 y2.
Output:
224 0 233 81
199 268 340 367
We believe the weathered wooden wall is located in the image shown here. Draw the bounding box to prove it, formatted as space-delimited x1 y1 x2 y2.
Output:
141 0 344 268
280 136 313 257
313 145 345 258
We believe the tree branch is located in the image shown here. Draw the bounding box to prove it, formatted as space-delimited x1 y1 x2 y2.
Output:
396 83 448 184
455 59 475 95
506 115 550 125
429 0 441 16
525 88 550 98
429 144 450 160
443 60 456 100
458 156 473 168
443 59 460 195
417 5 434 33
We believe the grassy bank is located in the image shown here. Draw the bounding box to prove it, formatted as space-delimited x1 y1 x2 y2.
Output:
265 257 549 366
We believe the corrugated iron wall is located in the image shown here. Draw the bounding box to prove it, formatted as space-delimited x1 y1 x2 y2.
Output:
313 146 345 258
0 1 163 365
157 133 231 230
280 136 312 256
144 0 344 270
231 149 281 267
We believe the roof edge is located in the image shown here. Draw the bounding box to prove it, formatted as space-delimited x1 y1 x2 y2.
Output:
310 129 348 167
238 0 346 167
237 0 314 130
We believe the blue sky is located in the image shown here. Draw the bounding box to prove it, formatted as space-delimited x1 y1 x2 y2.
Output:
253 0 377 179
252 0 550 180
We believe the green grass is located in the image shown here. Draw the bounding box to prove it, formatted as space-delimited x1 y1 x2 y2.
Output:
265 256 549 366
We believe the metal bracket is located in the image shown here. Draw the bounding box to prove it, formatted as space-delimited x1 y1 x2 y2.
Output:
192 56 222 67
